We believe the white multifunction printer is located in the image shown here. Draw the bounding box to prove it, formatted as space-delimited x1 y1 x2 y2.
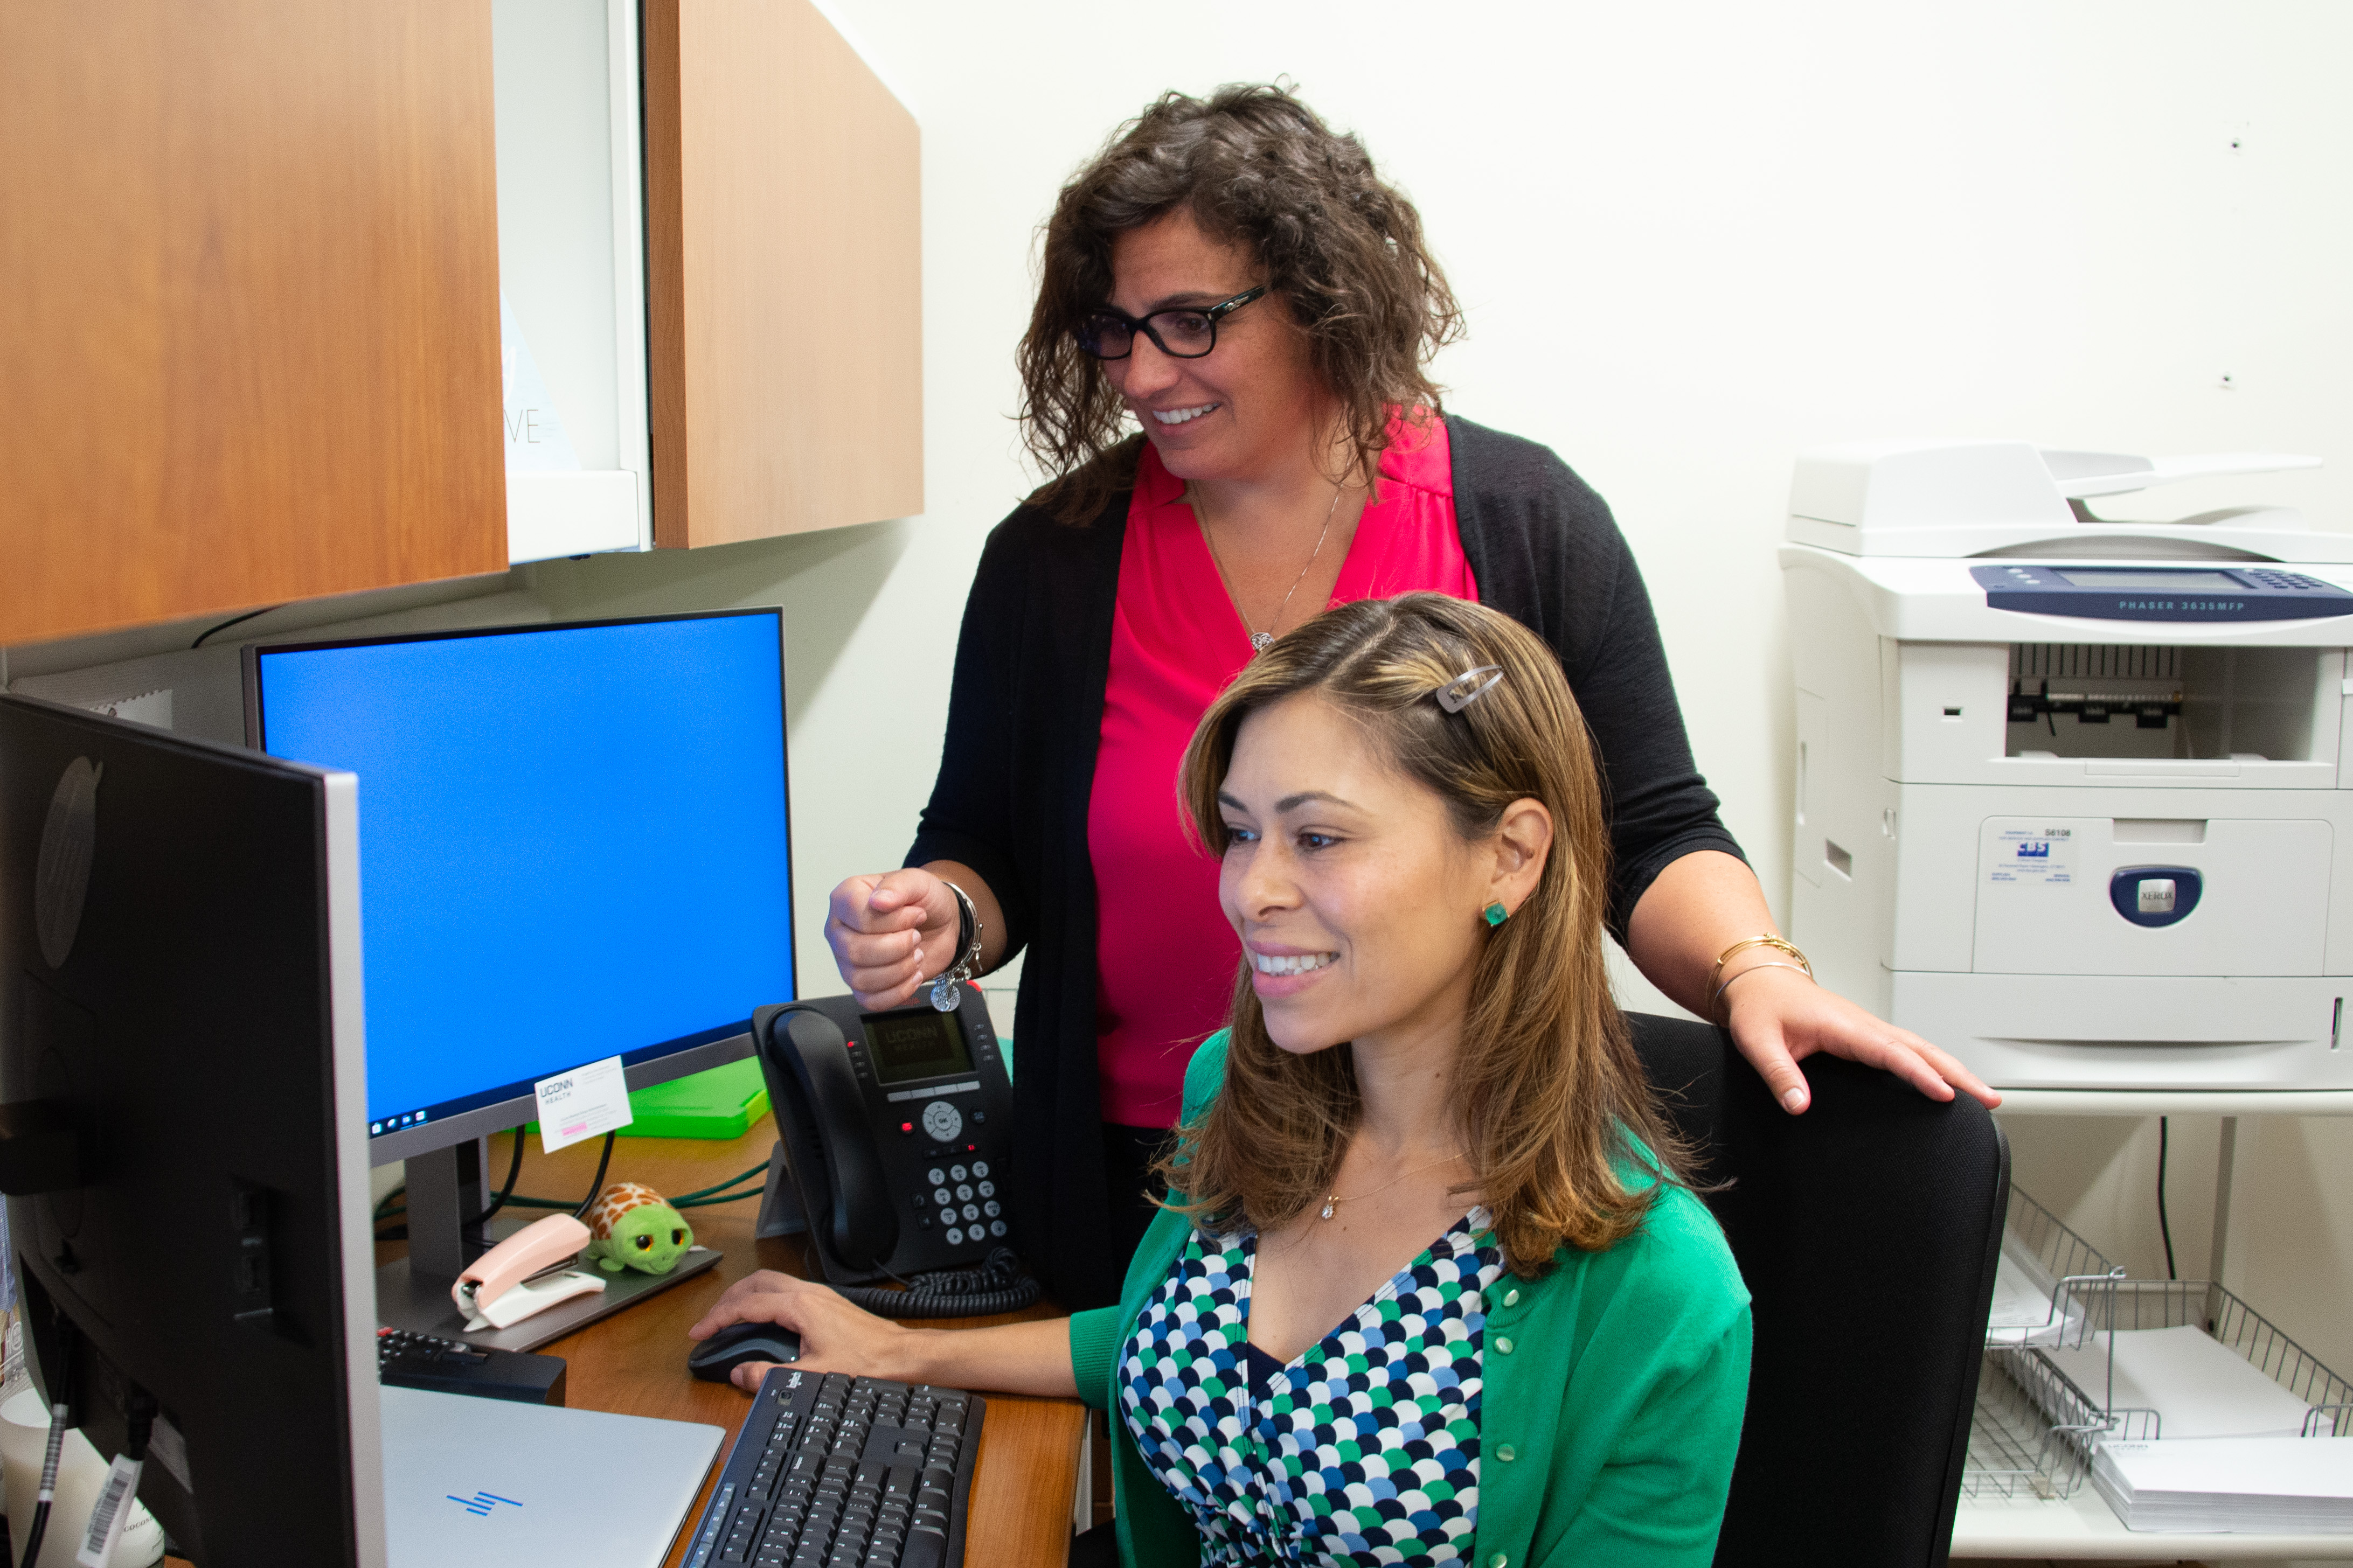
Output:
1780 440 2353 1093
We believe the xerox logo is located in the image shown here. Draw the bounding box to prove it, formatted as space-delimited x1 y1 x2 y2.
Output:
447 1492 521 1518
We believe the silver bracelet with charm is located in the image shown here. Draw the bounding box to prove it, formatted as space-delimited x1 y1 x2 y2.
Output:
929 879 983 1012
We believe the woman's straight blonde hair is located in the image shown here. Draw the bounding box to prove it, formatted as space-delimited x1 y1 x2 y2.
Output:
1164 593 1685 1274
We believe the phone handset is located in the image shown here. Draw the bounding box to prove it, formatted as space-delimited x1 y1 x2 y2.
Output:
763 1005 898 1272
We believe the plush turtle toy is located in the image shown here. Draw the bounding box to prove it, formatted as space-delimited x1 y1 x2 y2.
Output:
582 1181 695 1275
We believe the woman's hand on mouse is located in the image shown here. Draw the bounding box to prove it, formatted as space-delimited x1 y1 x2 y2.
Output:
689 1271 1084 1398
690 1270 913 1391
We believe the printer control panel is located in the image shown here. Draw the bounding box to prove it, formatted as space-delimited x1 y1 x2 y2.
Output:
1971 563 2353 622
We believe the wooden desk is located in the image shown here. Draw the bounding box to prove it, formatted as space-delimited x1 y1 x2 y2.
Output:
371 1120 1087 1568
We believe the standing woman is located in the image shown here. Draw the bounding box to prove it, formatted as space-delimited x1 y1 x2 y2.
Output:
827 84 1993 1310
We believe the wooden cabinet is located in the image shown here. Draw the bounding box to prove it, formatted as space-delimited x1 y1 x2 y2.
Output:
643 0 924 549
495 0 924 562
0 2 508 647
1 1 922 647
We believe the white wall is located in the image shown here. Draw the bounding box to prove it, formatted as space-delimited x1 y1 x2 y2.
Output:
552 0 2353 1381
804 0 2353 931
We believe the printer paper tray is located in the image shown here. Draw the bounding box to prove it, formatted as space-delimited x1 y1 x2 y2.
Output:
1891 972 2353 1091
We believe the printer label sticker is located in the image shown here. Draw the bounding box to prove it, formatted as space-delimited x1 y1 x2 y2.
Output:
1989 828 2074 885
534 1055 634 1154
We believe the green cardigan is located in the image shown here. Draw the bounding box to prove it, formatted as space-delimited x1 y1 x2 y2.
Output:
1065 1034 1753 1568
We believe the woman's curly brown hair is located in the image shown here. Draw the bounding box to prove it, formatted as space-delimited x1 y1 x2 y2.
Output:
1018 83 1466 524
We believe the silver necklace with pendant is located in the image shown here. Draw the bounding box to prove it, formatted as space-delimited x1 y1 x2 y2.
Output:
1199 484 1343 654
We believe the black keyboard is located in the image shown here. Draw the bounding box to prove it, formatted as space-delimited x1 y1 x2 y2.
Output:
376 1326 568 1405
683 1369 984 1568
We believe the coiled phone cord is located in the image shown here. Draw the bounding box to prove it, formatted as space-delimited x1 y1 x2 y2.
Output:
831 1247 1040 1319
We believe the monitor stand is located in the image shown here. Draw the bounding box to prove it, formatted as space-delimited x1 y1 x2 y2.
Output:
376 1139 723 1353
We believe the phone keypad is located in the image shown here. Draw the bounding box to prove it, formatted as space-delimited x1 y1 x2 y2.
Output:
914 1151 1003 1244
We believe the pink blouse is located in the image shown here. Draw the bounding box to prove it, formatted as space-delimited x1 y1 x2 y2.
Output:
1085 414 1479 1126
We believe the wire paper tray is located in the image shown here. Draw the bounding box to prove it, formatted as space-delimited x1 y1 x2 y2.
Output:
1963 1188 2121 1501
1985 1187 2125 1349
2040 1279 2353 1446
1966 1190 2353 1518
1966 1349 2104 1500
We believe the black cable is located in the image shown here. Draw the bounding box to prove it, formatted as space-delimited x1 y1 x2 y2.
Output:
2157 1115 2178 1280
572 1132 616 1221
371 1128 527 1238
669 1160 773 1203
476 1129 526 1225
190 604 284 649
415 1166 762 1216
20 1398 67 1568
673 1188 763 1210
122 1391 156 1462
828 1247 1041 1319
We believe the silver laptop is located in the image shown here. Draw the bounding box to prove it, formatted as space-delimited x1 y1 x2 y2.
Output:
380 1385 723 1566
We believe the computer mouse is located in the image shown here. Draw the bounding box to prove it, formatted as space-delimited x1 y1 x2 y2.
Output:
688 1320 803 1382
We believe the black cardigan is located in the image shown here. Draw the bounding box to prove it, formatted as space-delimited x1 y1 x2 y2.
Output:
906 415 1744 1308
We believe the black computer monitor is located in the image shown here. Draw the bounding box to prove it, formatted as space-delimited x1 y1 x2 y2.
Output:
244 609 796 1341
0 693 381 1564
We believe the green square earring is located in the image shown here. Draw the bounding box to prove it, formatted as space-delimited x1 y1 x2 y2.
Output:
1482 901 1509 928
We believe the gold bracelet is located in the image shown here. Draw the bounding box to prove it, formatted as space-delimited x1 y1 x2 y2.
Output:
1707 935 1811 1001
1712 959 1813 1022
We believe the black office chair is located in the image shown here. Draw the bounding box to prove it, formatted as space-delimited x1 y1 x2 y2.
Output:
1625 1011 2008 1568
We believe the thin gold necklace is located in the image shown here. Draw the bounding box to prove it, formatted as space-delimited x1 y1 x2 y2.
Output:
1197 484 1343 654
1319 1148 1467 1221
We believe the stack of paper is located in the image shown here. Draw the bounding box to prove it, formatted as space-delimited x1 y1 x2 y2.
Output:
2093 1437 2353 1532
2044 1325 2321 1438
2033 1325 2349 1532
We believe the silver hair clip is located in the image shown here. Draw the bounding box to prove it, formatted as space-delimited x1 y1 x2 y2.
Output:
1434 665 1504 714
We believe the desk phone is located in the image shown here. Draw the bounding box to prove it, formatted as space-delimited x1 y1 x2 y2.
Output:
751 993 1012 1286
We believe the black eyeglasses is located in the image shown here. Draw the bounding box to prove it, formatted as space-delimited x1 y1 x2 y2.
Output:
1074 286 1267 361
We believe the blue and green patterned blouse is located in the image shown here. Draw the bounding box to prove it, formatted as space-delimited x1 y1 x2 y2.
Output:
1117 1208 1502 1566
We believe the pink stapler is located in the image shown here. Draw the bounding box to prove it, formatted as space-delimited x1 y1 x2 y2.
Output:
453 1213 608 1332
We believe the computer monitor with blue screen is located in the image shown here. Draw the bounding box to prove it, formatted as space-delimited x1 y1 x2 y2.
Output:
245 608 795 1342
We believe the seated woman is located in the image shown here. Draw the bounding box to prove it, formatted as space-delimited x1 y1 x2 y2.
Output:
692 594 1752 1567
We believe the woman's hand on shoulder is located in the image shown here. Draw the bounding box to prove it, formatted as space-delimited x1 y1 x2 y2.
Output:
1720 964 2000 1115
825 869 961 1009
689 1270 914 1392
